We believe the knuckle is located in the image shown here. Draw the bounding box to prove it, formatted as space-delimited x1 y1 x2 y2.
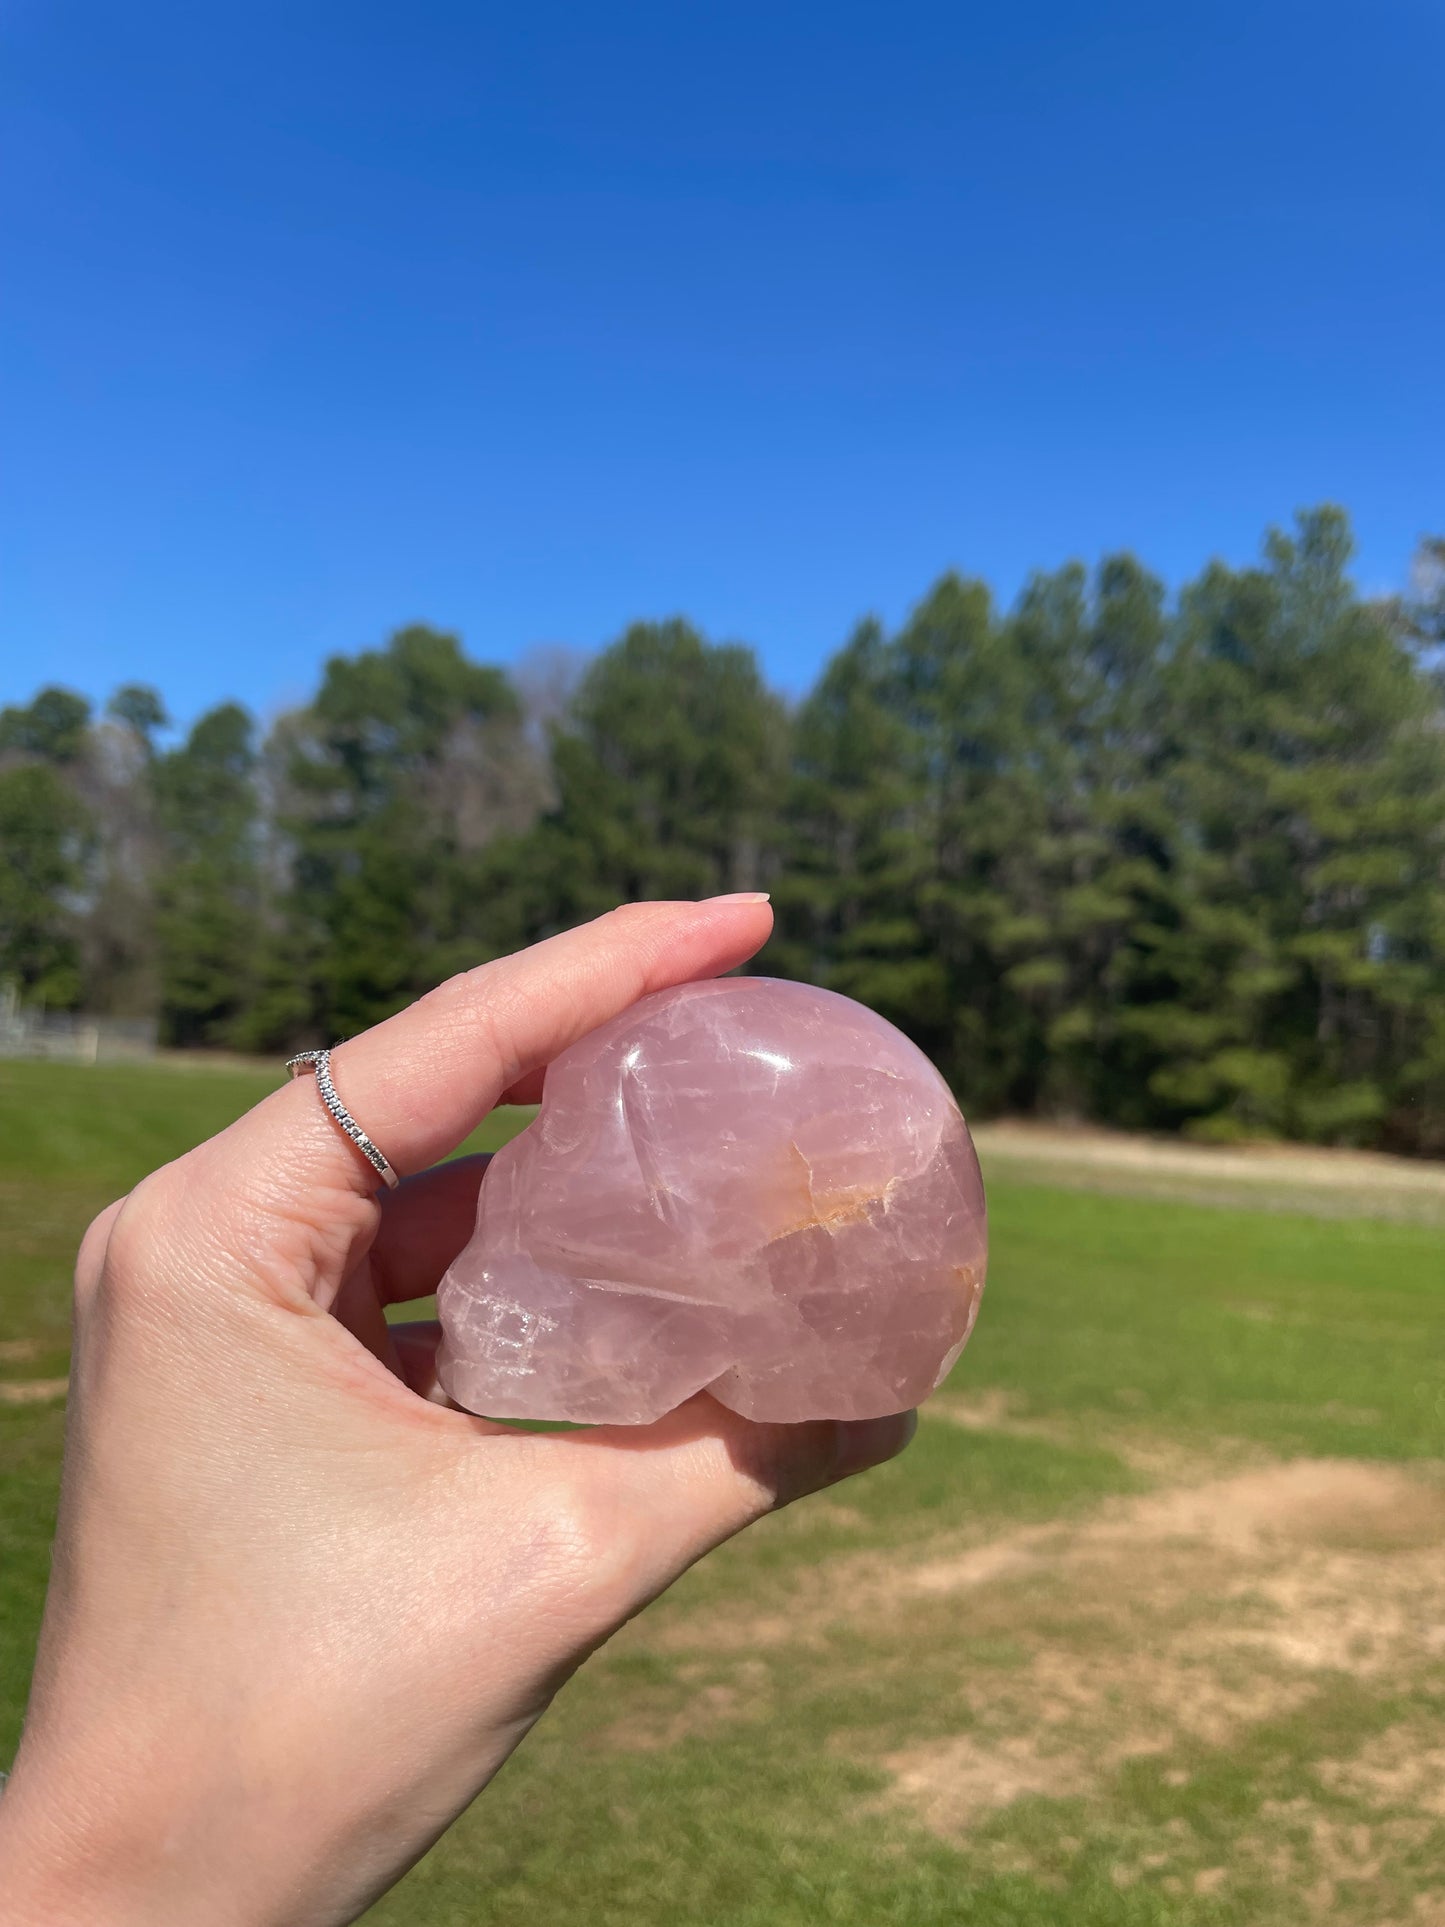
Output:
525 1475 644 1619
92 1192 151 1287
596 901 668 953
86 1165 189 1311
428 960 525 1083
601 900 657 928
73 1196 127 1307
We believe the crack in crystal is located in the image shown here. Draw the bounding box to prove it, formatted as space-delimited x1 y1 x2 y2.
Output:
765 1141 901 1243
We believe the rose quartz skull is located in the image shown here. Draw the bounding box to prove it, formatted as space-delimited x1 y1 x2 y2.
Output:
436 976 987 1423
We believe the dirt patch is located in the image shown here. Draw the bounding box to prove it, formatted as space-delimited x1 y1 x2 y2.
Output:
1115 1460 1445 1555
973 1120 1445 1197
1317 1726 1445 1820
908 1537 1044 1597
596 1660 773 1753
775 1498 868 1533
628 1442 1445 1916
930 1387 1019 1431
864 1461 1445 1895
927 1388 1086 1455
662 1457 1445 1659
894 1459 1445 1598
972 1120 1445 1223
1099 1799 1441 1920
0 1338 41 1364
0 1376 68 1405
1031 1638 1314 1752
931 1399 1252 1486
645 1450 1445 1870
1244 1797 1443 1922
880 1730 1120 1827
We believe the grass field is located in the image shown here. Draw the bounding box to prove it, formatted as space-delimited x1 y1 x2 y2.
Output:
2 1059 1443 1925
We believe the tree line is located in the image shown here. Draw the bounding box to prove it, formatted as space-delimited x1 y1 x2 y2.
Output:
4 508 1443 1153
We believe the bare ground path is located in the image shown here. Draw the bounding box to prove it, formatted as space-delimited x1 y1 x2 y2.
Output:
972 1120 1445 1223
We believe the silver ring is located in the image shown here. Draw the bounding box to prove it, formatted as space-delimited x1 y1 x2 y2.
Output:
286 1048 401 1191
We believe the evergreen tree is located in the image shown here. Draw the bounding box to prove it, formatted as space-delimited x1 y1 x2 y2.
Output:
994 554 1172 1122
514 619 788 929
769 617 939 1029
1132 510 1444 1142
0 687 92 765
0 688 96 1007
0 764 90 1006
79 686 169 1018
152 703 263 1047
270 626 540 1040
105 684 168 745
4 509 1440 1153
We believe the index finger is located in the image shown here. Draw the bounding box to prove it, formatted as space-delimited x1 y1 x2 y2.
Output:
220 896 773 1211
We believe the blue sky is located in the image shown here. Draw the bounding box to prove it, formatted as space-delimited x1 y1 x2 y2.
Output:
3 0 1441 729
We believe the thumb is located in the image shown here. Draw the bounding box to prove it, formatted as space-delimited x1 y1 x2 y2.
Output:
560 1394 917 1608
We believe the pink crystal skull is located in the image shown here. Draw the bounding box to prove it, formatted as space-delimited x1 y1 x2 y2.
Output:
436 976 987 1424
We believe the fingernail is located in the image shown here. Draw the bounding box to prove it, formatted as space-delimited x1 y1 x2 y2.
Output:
703 891 770 904
829 1409 917 1484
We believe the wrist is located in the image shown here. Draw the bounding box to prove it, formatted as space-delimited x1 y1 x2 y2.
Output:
0 1791 144 1927
0 1751 273 1927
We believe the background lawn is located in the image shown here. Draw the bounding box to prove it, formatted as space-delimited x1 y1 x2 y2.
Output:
2 1059 1442 1924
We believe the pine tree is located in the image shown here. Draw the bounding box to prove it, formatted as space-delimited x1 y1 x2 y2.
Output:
513 619 788 930
1132 510 1444 1142
268 626 541 1040
0 688 95 1007
152 703 264 1047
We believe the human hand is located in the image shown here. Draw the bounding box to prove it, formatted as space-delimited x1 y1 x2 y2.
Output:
0 900 914 1926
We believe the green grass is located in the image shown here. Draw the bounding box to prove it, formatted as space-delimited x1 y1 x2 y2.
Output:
0 1058 527 1348
2 1057 1442 1924
983 1183 1445 1461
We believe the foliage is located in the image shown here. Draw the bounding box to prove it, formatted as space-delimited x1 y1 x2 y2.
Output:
497 618 788 935
0 686 93 764
2 513 1442 1149
0 763 91 1004
150 702 263 1047
262 625 546 1041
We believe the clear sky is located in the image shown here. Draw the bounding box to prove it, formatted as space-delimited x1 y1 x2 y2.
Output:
3 0 1441 729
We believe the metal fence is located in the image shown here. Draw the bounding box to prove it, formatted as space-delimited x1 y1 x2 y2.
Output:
0 988 157 1063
